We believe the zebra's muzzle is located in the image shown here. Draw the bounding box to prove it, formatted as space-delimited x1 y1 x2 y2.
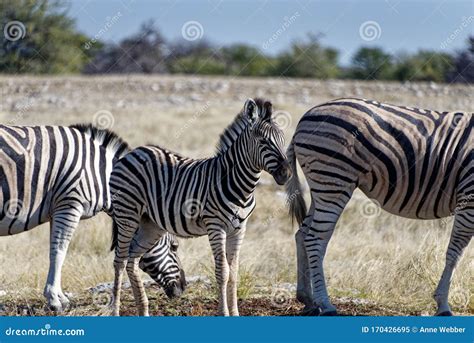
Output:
164 269 187 299
271 162 291 185
164 280 185 299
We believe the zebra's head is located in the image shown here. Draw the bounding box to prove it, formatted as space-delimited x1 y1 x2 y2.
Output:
244 98 291 185
139 234 186 299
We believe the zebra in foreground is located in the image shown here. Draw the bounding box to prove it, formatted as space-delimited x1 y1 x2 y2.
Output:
287 98 473 316
0 124 184 311
109 98 291 316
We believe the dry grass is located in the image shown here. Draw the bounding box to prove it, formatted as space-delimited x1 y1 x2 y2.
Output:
0 75 472 316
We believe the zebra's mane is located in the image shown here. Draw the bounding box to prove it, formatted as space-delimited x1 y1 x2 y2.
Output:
70 124 130 159
215 98 268 155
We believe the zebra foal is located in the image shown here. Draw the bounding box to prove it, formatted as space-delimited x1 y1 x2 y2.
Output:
287 98 472 316
110 98 291 316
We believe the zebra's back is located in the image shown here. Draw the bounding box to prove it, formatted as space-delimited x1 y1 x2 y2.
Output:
110 145 212 238
293 98 473 219
0 124 125 234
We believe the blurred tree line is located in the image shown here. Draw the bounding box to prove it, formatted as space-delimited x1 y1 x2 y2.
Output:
1 0 473 83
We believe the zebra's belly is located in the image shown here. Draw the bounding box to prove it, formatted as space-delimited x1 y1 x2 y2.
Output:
358 183 455 220
0 207 49 235
173 221 207 238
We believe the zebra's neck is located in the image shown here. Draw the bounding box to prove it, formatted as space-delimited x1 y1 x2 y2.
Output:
214 129 261 203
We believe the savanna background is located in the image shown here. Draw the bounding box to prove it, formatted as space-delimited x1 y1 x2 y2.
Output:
0 0 472 316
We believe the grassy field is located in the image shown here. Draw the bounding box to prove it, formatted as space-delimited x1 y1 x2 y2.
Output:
0 75 472 316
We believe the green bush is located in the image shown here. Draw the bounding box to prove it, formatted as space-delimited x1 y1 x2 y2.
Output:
274 34 340 79
350 47 394 80
393 51 454 82
448 36 474 83
0 0 91 73
221 44 276 76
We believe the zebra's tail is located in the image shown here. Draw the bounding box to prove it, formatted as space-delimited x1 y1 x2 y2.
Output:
110 219 118 251
286 139 307 225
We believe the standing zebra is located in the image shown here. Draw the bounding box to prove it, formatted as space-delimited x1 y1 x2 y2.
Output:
0 124 184 311
287 98 473 316
110 98 291 316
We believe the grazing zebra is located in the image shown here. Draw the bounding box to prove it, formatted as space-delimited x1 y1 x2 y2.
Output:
0 124 184 311
109 98 291 316
134 231 187 298
286 98 473 316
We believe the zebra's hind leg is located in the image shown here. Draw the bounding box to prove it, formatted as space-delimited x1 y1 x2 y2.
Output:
112 258 126 316
207 225 229 316
112 215 140 316
433 210 473 316
295 202 318 315
127 221 165 316
226 225 246 316
44 208 82 312
305 186 354 316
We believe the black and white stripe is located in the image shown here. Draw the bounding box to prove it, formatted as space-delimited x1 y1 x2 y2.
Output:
0 124 128 311
0 123 184 312
138 232 186 298
287 98 473 316
110 98 291 316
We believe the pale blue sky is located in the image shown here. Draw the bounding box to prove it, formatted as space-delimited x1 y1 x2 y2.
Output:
68 0 474 65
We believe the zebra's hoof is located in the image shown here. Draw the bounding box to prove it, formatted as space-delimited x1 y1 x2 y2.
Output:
301 306 321 316
436 311 453 316
48 302 64 313
58 294 71 310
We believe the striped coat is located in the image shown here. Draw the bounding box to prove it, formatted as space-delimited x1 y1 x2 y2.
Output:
287 98 472 316
110 98 291 316
0 124 128 311
0 124 185 311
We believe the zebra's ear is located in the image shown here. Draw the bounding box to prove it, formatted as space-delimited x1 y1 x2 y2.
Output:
260 101 273 121
244 98 258 123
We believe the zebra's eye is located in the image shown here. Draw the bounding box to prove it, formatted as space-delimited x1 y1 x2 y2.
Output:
171 242 178 252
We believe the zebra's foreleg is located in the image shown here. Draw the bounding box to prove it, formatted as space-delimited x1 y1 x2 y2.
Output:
44 208 82 312
207 226 229 316
433 211 472 316
127 223 165 316
295 202 316 314
112 215 140 316
226 226 246 316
